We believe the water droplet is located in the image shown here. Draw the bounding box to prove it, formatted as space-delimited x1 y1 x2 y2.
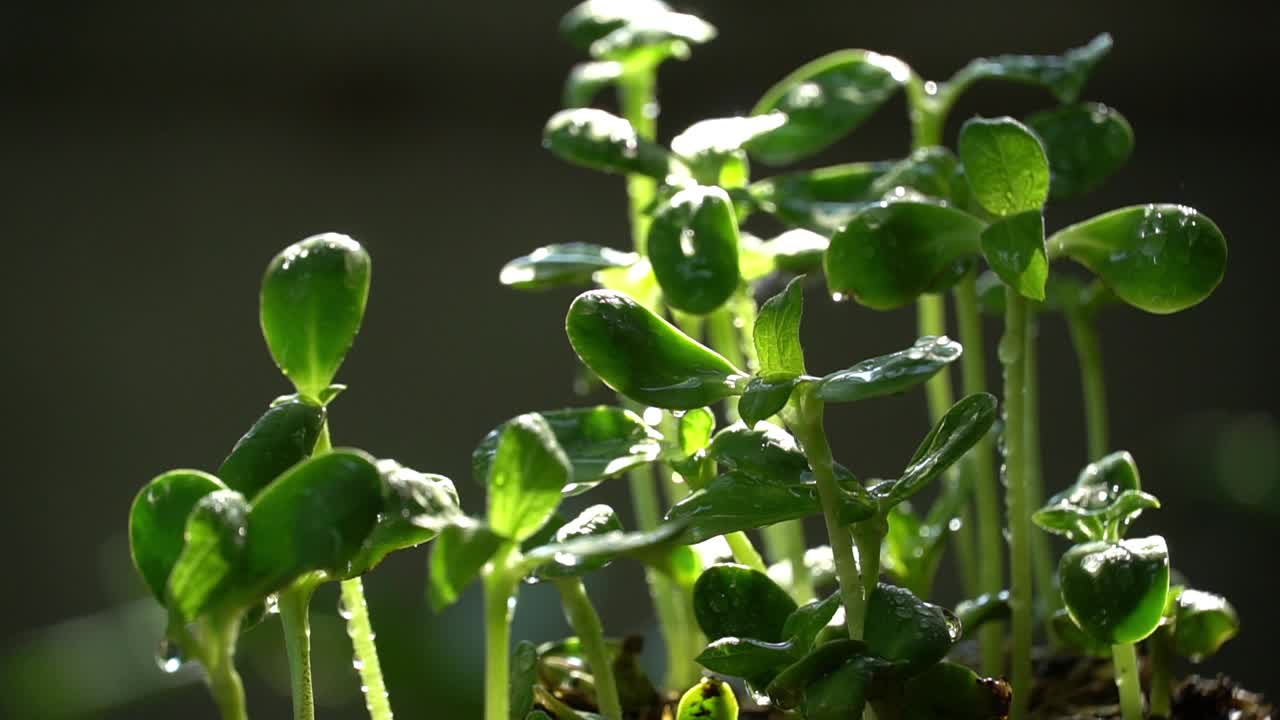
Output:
831 292 848 303
155 638 185 674
265 594 280 616
338 595 354 620
353 658 366 672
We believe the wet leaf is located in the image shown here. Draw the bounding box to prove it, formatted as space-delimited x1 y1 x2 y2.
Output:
521 518 687 574
696 636 795 689
563 60 625 107
486 414 571 543
694 564 798 642
648 185 742 314
1033 450 1159 543
473 406 662 496
762 229 829 274
884 393 997 505
566 290 747 409
429 519 504 612
499 243 637 291
558 0 674 51
129 469 226 604
217 399 326 498
530 504 625 580
166 489 250 621
754 276 807 377
739 375 801 427
589 8 716 61
347 461 461 576
672 115 786 183
1059 535 1170 645
544 108 677 179
766 639 867 710
749 162 890 235
815 336 963 404
868 147 961 204
903 661 1012 720
1172 589 1239 660
1027 102 1134 199
749 50 911 165
1047 204 1227 314
950 34 1113 104
981 211 1047 300
825 202 984 309
958 117 1049 217
864 583 961 673
801 655 887 720
261 233 371 402
782 591 842 654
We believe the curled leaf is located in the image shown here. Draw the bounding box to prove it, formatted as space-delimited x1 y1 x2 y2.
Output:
499 243 637 291
1059 535 1170 645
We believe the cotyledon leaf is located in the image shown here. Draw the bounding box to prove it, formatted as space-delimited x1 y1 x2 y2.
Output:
129 469 227 604
499 243 637 291
816 336 963 404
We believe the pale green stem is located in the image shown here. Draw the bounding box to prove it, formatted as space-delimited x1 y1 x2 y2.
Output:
483 546 519 720
619 68 657 253
196 615 249 720
555 579 623 720
1112 643 1146 720
1002 290 1034 720
1149 626 1174 718
954 273 1006 674
341 577 394 720
705 306 747 422
1024 317 1057 620
724 531 767 573
207 654 249 720
788 389 866 638
1065 307 1109 461
278 584 317 720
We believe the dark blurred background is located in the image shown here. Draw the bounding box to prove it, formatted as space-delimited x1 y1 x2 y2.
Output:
2 1 1276 717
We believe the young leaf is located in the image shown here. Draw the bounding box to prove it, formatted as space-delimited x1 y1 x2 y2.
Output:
749 50 911 165
648 185 742 315
1059 535 1170 645
703 422 872 508
217 399 326 498
765 639 867 710
696 637 796 690
566 290 747 409
589 8 716 62
129 469 226 603
755 276 807 376
762 229 829 274
883 393 997 505
749 162 891 235
958 117 1050 217
671 115 786 182
499 243 637 291
903 662 1012 720
563 60 625 107
520 518 687 574
677 407 716 457
530 504 625 580
949 34 1113 104
980 211 1048 300
1033 450 1159 543
510 641 539 720
953 591 1012 641
868 147 961 204
486 413 571 542
781 591 842 654
693 564 798 643
739 375 801 427
261 233 372 402
864 583 961 673
241 450 383 597
1027 102 1134 198
676 678 740 720
166 489 251 621
1172 589 1239 660
801 655 885 720
558 0 673 51
825 202 984 309
1049 607 1111 657
1047 204 1227 314
815 336 963 404
544 109 677 179
473 406 662 496
347 461 461 576
428 519 505 612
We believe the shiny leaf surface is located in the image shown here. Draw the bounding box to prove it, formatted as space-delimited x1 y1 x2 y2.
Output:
544 109 677 179
566 290 747 409
486 413 571 543
801 655 886 720
499 243 637 291
589 8 715 61
166 489 251 621
782 591 842 654
563 60 624 107
558 0 673 51
864 583 961 673
1059 535 1170 645
520 518 687 574
816 336 962 404
885 393 997 505
739 375 800 427
648 185 742 314
217 399 325 498
510 641 539 720
672 115 785 183
474 406 662 496
1172 589 1239 660
762 229 829 274
129 469 226 604
694 563 798 642
766 639 866 711
1027 102 1134 198
696 636 795 689
958 116 1050 216
868 147 961 204
749 162 890 235
1047 204 1227 314
825 202 984 309
950 34 1112 104
980 211 1047 300
1033 450 1158 543
903 661 1012 720
347 461 461 576
754 276 807 376
260 233 371 402
749 50 911 165
530 504 624 580
953 591 1011 641
428 519 504 612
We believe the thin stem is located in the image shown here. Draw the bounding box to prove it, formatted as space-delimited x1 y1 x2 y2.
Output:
1002 290 1034 720
1065 307 1109 460
917 293 957 423
207 655 249 720
706 306 746 422
1112 642 1146 720
483 546 519 720
199 615 249 720
724 531 767 573
851 517 886 599
278 583 317 720
954 273 1006 674
1149 626 1174 718
951 500 979 599
554 579 623 720
1024 317 1057 620
619 68 658 253
341 577 394 720
787 388 866 639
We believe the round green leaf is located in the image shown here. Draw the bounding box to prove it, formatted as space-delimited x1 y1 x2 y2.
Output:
217 399 326 498
129 469 226 604
864 583 961 673
566 290 747 409
544 108 676 179
815 336 963 404
166 489 250 621
485 413 571 543
694 563 798 642
695 636 795 690
499 243 637 291
824 202 984 310
648 185 742 315
1172 589 1239 661
672 115 786 183
702 422 873 509
762 229 829 274
474 406 662 496
981 211 1048 301
749 162 890 235
958 117 1050 217
1027 102 1134 199
1059 535 1170 645
749 50 911 165
429 519 504 613
260 233 371 402
1047 204 1227 314
903 661 1012 720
